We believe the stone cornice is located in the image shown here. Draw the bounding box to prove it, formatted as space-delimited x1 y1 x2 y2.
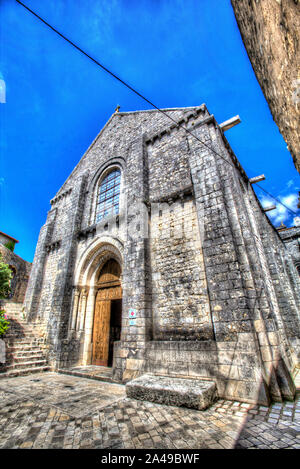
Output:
145 106 207 144
280 228 300 240
46 240 61 253
149 185 194 204
50 188 72 206
77 224 97 241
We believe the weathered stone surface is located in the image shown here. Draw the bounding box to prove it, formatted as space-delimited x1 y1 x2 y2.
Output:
231 0 300 172
126 374 217 410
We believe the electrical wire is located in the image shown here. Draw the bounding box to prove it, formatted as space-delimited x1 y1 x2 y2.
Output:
256 184 298 216
15 0 298 217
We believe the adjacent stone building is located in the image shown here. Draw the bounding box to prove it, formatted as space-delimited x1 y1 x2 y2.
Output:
0 236 31 313
24 105 300 405
278 220 300 274
231 0 300 172
0 231 19 252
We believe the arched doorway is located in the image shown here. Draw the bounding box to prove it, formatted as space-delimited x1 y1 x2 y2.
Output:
92 259 122 366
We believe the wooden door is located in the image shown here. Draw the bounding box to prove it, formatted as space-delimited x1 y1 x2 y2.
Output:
92 259 122 366
92 292 111 366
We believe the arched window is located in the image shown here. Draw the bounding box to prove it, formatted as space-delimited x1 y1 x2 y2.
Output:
95 168 121 223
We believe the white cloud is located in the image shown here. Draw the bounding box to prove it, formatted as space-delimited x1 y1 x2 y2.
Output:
260 192 299 227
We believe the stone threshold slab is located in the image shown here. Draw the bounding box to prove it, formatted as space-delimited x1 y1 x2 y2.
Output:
57 366 119 384
126 373 217 410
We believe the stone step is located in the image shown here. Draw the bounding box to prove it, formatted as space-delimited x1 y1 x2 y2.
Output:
5 340 44 346
7 333 41 338
11 355 46 364
6 323 38 328
6 326 43 331
6 343 42 352
6 344 45 351
57 368 119 384
6 320 39 325
7 332 44 339
5 332 44 337
5 359 48 371
5 339 45 346
8 323 44 329
0 366 50 379
7 320 36 325
7 323 43 330
126 374 218 410
12 350 45 357
5 354 46 363
9 323 45 328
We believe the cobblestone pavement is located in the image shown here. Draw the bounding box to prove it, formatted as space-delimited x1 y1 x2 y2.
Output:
0 372 125 418
0 372 299 449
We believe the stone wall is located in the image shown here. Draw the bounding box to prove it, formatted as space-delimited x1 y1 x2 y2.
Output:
24 105 300 404
231 0 300 172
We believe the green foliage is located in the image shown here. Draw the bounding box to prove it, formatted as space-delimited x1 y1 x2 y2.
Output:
4 240 15 252
0 253 12 299
0 309 9 337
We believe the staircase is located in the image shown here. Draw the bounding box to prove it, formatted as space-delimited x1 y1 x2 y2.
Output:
0 313 50 378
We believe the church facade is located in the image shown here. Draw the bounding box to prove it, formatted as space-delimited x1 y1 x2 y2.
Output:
24 105 300 405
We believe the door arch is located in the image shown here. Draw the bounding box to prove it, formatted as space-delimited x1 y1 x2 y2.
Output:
92 259 122 366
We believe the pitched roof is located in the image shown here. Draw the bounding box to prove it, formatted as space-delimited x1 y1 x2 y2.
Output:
0 231 19 243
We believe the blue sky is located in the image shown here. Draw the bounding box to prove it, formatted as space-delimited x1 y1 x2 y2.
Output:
0 0 299 262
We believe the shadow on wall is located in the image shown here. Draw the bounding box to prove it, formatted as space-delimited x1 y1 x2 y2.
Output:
214 344 296 405
212 335 297 406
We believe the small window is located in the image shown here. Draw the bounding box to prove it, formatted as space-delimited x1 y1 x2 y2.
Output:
95 169 121 223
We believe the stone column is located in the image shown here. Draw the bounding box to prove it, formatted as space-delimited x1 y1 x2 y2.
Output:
79 288 88 331
76 289 83 331
82 287 97 365
70 287 80 331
